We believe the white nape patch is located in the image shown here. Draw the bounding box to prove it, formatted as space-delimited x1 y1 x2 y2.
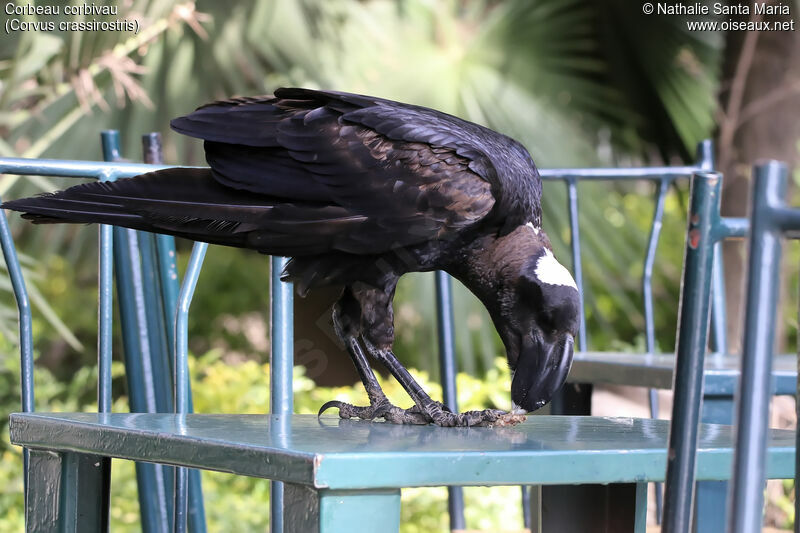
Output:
525 221 540 235
535 249 578 290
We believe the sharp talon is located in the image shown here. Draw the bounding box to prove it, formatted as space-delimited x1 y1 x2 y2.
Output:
318 400 345 417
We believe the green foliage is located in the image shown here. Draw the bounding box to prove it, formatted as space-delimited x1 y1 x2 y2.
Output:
778 480 795 529
0 0 726 374
0 351 524 532
0 1 795 530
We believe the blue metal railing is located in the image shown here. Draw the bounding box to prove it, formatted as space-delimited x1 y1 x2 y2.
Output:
270 255 294 533
538 141 716 527
434 271 465 531
436 140 719 529
2 138 732 532
727 160 793 533
0 135 210 533
661 172 749 533
174 241 208 533
0 189 34 515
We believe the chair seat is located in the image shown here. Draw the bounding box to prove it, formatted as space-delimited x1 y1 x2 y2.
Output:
9 412 794 489
570 352 797 395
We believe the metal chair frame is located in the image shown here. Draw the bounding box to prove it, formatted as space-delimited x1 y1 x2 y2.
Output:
1 136 794 532
725 160 797 533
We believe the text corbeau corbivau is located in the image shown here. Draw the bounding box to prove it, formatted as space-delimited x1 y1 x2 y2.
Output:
4 2 140 34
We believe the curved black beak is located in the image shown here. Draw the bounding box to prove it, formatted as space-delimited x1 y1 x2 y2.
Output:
511 333 574 413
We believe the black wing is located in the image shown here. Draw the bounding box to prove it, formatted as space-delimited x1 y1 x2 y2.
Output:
5 88 540 256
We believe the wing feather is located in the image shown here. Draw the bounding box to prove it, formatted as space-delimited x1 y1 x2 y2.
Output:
170 88 501 243
6 89 543 263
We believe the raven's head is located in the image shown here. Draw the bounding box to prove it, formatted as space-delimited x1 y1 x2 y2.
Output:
449 223 581 414
483 224 580 414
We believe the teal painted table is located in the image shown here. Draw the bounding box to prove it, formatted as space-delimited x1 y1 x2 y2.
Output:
570 352 796 395
569 351 796 531
10 413 795 532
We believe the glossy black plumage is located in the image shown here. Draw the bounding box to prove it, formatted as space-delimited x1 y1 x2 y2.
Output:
4 88 577 426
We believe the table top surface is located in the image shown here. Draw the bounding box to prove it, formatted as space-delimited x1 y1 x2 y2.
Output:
10 412 794 489
570 352 797 395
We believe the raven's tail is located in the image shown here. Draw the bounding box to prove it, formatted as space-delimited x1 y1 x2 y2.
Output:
1 168 281 250
2 168 368 260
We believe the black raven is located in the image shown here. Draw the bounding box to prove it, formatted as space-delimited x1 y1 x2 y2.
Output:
3 88 580 427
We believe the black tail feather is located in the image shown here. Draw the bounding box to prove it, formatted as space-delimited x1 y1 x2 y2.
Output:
2 167 365 256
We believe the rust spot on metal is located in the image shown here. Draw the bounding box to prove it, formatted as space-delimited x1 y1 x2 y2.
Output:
689 228 701 249
691 213 700 225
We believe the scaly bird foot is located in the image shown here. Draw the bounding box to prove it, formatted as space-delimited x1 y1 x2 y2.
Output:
319 398 525 427
423 406 527 427
318 400 429 425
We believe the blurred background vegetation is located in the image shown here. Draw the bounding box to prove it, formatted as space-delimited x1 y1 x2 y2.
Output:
1 0 799 531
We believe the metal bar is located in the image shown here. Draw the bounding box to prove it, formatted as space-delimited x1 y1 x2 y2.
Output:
0 209 34 410
662 171 721 533
94 132 117 533
540 166 704 180
521 486 532 531
566 178 587 350
141 134 175 405
0 197 34 512
141 133 207 533
97 222 114 414
112 228 151 414
0 208 34 414
434 270 466 532
728 161 788 533
26 449 110 533
695 139 714 172
435 272 459 419
642 179 670 356
709 242 728 355
174 241 208 533
124 230 160 410
696 138 730 358
103 132 172 533
0 156 708 181
138 135 178 532
0 157 175 179
774 205 800 233
97 132 120 414
698 137 731 360
642 178 669 523
715 217 749 240
143 134 208 533
174 251 208 414
137 231 173 408
156 234 179 354
696 396 735 530
114 226 172 528
270 256 294 533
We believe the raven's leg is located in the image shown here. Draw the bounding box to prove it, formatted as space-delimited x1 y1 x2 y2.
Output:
318 288 428 425
350 280 515 427
362 339 509 427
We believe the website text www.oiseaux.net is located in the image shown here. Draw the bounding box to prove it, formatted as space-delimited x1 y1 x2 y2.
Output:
642 3 796 31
